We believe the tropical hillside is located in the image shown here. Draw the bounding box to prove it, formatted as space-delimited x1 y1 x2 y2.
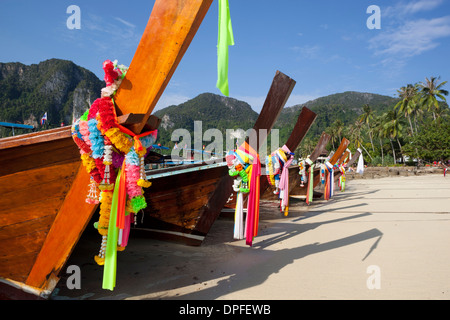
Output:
0 59 448 165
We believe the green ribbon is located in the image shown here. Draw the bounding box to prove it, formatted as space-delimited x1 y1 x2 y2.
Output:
305 159 314 205
216 0 234 96
307 166 314 204
102 169 122 291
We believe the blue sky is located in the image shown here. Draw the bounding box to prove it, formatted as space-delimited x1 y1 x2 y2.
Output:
1 0 449 112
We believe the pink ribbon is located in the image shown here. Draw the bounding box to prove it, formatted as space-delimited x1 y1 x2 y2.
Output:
279 145 294 212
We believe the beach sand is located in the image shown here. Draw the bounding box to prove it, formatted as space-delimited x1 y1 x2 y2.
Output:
51 173 450 300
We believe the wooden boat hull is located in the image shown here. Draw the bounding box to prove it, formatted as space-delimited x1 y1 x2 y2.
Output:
0 127 97 298
133 162 228 245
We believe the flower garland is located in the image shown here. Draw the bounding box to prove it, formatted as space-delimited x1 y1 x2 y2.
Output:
226 142 261 246
71 60 157 270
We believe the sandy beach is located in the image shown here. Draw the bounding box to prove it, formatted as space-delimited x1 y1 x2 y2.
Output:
51 173 450 300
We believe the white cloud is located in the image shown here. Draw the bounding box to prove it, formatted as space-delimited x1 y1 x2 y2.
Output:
81 13 140 52
291 45 320 59
114 17 136 29
384 0 444 17
369 0 450 63
369 16 450 57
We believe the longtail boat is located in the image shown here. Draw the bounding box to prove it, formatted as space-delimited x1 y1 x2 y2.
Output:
132 70 296 245
0 0 213 299
333 148 361 182
221 106 317 214
290 137 350 199
262 130 329 201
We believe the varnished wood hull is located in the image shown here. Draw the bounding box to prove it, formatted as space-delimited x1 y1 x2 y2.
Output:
133 162 229 245
0 127 97 299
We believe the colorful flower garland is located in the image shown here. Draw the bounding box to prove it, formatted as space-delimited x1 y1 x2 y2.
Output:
226 142 261 246
71 60 157 269
265 146 294 215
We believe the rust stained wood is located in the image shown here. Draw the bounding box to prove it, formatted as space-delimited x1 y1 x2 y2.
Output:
113 0 213 134
25 165 97 290
195 71 296 235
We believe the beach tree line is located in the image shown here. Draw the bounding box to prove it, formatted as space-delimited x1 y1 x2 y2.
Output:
302 76 449 166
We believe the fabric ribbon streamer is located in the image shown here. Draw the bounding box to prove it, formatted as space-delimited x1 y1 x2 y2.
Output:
234 192 244 239
216 0 234 96
241 143 260 246
227 142 260 246
115 161 127 230
339 164 346 192
103 170 122 291
356 148 364 175
320 164 326 185
305 158 314 205
324 161 334 201
278 145 294 216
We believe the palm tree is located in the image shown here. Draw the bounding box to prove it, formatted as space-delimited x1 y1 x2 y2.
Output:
332 119 344 143
418 76 448 121
325 125 338 150
298 137 316 158
382 110 403 163
373 115 385 164
395 84 418 136
359 104 375 152
348 120 373 162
